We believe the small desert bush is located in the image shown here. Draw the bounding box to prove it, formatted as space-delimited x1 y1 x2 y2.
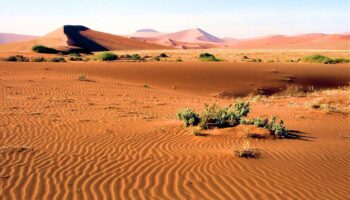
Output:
159 53 168 58
176 58 183 62
130 54 142 61
252 117 268 128
249 58 262 62
78 74 87 81
154 56 161 61
4 55 29 62
303 55 350 64
32 45 58 54
234 140 259 159
49 57 65 62
240 116 289 138
69 56 83 61
68 53 81 57
199 53 221 61
95 52 118 61
278 84 307 97
31 57 46 62
176 108 200 127
199 101 250 129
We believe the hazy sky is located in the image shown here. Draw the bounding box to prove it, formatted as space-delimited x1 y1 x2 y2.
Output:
1 0 349 38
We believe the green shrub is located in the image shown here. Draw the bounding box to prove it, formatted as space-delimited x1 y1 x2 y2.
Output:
131 54 142 60
272 121 288 138
50 57 65 62
68 53 81 57
333 58 350 63
96 52 118 61
252 117 268 128
240 118 253 125
32 45 58 54
176 108 200 127
4 55 29 62
199 53 221 61
234 100 250 119
303 55 350 64
31 57 46 62
199 101 250 129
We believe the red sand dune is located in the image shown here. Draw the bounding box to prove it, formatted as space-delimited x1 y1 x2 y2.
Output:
225 33 350 50
0 33 38 44
0 25 168 53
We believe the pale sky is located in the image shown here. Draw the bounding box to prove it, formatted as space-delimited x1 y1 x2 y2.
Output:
1 0 349 38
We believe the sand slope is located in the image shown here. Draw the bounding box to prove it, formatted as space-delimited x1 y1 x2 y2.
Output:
226 33 350 50
0 33 38 44
0 61 349 199
0 25 168 53
132 28 223 49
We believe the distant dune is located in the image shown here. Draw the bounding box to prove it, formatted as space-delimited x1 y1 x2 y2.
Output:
0 25 168 53
0 33 38 44
132 28 223 49
225 33 350 50
132 29 350 50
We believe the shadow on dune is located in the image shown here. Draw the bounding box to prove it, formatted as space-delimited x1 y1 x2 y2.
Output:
64 25 108 52
285 130 315 141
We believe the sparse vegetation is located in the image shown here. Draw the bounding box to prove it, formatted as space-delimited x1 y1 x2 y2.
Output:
159 53 168 58
50 57 66 62
131 54 142 60
31 57 46 62
278 84 309 97
78 74 87 81
199 53 221 61
176 58 183 62
176 108 200 127
198 101 250 129
4 55 29 62
177 101 291 139
95 52 118 61
154 56 161 61
69 56 84 61
234 127 260 158
303 55 350 64
32 45 58 54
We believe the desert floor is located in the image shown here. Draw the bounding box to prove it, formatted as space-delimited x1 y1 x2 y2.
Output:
0 61 349 200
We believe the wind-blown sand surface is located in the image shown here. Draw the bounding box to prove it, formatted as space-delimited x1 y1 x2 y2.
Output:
0 62 349 199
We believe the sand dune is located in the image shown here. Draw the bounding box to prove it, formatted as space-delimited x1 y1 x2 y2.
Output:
0 33 38 44
225 33 350 50
132 28 223 49
0 25 168 53
0 61 349 199
133 28 350 50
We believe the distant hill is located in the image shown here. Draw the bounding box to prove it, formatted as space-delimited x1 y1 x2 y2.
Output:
0 25 168 53
225 33 350 50
131 28 223 49
0 33 38 44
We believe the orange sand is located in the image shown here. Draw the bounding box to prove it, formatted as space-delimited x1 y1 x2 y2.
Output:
0 61 349 199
